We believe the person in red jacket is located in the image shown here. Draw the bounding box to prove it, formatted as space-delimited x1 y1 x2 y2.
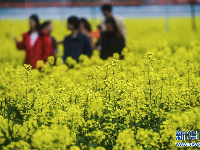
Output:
40 21 55 63
14 14 42 69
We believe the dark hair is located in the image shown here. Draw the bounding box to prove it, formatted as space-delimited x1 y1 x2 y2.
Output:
80 18 92 32
67 16 80 29
105 17 120 37
29 14 40 32
101 3 112 12
41 20 51 30
97 25 102 30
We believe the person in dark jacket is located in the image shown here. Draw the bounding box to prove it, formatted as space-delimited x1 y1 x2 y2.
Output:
63 16 93 63
14 14 42 68
101 3 126 40
100 17 125 60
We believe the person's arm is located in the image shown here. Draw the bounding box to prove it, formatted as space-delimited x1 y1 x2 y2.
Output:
62 37 68 63
51 37 59 55
90 34 95 49
43 36 53 63
57 41 63 45
96 32 104 51
14 35 25 50
95 38 102 51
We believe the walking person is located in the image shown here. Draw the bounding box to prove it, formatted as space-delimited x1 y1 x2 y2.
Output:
101 3 126 40
100 17 125 60
14 14 42 69
63 16 93 63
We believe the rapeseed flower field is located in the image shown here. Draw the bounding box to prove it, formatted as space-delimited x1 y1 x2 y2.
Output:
0 18 200 149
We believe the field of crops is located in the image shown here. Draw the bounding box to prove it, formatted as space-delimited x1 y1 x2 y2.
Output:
0 18 200 149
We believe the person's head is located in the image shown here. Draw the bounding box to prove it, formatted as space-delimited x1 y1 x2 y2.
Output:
29 14 40 32
101 3 112 18
67 16 80 31
42 21 53 34
80 18 92 32
105 17 118 34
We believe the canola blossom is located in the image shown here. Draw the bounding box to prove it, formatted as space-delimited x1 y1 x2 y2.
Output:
0 18 200 149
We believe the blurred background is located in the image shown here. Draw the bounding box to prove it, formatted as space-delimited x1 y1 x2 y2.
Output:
0 0 200 19
0 0 200 67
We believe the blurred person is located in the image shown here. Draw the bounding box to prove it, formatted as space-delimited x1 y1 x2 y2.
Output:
40 21 58 64
100 17 125 60
14 14 42 69
101 3 126 40
79 18 94 48
63 16 93 63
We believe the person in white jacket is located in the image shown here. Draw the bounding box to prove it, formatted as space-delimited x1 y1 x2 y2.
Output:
100 3 126 40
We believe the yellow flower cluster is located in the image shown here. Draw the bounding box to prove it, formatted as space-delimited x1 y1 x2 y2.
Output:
0 18 200 149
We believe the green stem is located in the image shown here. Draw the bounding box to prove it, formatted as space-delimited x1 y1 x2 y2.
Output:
148 63 152 109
